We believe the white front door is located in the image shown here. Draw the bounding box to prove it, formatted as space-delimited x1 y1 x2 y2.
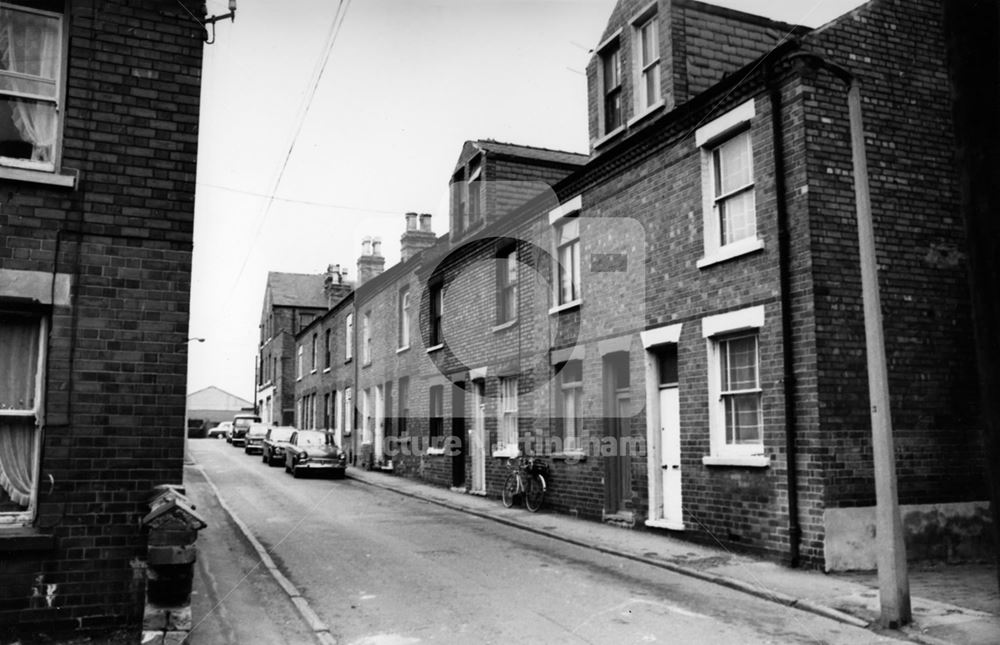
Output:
659 385 683 527
470 381 486 494
374 385 384 463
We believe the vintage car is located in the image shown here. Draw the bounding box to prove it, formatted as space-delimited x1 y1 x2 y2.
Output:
230 413 261 447
284 430 347 478
261 426 297 467
243 422 269 454
208 421 232 439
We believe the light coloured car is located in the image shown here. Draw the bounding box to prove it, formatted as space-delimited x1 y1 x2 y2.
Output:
208 421 232 439
243 422 269 454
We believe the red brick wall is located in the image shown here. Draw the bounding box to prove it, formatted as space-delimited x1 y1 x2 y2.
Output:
0 0 203 636
801 0 984 510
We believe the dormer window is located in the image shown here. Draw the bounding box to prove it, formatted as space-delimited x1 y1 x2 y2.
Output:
467 156 482 223
599 38 622 135
633 10 660 112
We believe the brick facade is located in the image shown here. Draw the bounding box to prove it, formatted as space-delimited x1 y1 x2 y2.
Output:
0 1 204 637
281 0 988 570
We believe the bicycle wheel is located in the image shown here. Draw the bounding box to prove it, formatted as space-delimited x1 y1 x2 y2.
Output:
501 472 518 508
525 474 545 512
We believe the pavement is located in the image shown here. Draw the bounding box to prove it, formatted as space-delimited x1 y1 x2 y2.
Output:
187 456 999 645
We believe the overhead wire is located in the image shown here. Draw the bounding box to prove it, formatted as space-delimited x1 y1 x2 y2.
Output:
224 0 353 300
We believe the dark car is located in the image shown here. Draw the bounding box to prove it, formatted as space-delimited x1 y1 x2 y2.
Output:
284 430 347 478
230 413 261 447
243 422 269 454
261 426 296 466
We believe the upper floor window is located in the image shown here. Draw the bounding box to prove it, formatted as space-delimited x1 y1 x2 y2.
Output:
554 215 581 306
599 39 622 134
0 3 63 174
324 328 331 369
453 170 468 233
467 157 482 223
633 11 660 112
311 332 317 372
362 311 372 365
398 286 410 349
696 99 762 267
428 282 443 347
496 245 518 324
0 311 46 524
296 344 304 379
345 313 353 361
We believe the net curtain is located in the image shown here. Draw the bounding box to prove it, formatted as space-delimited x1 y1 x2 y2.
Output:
0 318 40 509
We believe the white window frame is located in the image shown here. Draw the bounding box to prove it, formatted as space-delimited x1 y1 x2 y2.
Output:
701 306 769 467
344 387 353 436
398 287 410 350
311 333 317 373
631 5 662 116
596 30 623 139
493 376 520 457
345 313 353 361
695 99 764 268
296 344 304 380
427 282 444 349
0 2 68 182
496 246 518 325
362 311 372 365
0 313 46 525
557 360 583 452
362 388 372 444
548 196 583 311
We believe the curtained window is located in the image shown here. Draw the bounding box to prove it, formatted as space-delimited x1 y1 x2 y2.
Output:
0 3 63 171
0 312 45 522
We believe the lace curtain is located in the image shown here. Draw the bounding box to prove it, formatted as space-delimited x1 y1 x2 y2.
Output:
0 316 40 509
0 6 60 164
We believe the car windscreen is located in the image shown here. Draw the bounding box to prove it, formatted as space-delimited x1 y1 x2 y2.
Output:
296 432 329 446
269 428 295 442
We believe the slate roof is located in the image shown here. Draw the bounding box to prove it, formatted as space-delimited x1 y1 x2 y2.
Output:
266 272 328 308
464 139 589 169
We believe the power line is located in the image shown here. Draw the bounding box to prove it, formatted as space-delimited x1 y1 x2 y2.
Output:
196 180 403 216
226 0 353 298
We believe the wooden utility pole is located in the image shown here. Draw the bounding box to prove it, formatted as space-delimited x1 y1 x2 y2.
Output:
846 81 911 628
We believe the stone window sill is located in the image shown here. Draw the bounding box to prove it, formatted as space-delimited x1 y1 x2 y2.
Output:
425 447 446 456
548 300 581 316
697 238 765 269
426 344 444 354
0 165 78 188
701 455 770 468
551 451 587 462
491 447 520 459
492 320 517 333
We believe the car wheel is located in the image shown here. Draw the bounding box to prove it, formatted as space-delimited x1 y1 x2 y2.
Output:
292 465 302 479
284 461 291 473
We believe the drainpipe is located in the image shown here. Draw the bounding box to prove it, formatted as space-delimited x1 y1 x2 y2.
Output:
763 54 802 569
787 50 911 629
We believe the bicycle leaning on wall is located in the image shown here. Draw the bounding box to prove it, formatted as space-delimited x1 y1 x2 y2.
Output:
501 456 549 512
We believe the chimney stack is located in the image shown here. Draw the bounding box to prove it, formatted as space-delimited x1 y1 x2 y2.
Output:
401 212 436 262
324 263 352 306
357 236 386 287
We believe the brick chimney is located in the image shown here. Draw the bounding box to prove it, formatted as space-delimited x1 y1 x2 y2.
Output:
324 263 352 306
400 212 436 262
357 236 386 287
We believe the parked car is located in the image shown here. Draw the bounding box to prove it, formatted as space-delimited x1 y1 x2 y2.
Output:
243 422 269 454
261 426 297 467
230 413 261 447
208 421 232 440
284 430 347 478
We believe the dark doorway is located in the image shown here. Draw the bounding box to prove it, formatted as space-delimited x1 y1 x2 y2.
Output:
452 381 466 487
603 352 632 515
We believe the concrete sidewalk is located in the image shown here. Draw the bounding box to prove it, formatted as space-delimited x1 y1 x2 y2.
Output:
345 467 1000 645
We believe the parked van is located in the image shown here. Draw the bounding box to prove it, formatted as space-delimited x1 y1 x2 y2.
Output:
230 413 261 447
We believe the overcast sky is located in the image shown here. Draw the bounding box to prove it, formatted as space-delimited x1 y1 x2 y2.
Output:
186 0 868 401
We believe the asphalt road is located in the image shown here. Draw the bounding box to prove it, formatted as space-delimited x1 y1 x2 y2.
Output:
187 439 905 645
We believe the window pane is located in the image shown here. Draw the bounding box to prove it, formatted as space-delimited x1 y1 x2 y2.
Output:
640 19 657 67
0 417 37 511
721 336 757 391
716 132 751 195
0 8 60 85
0 316 39 410
558 217 578 243
0 97 57 164
720 190 755 246
644 64 660 107
725 393 761 444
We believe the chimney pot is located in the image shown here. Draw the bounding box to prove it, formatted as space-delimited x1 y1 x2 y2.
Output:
419 213 433 233
372 238 382 257
362 237 372 256
405 212 418 231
